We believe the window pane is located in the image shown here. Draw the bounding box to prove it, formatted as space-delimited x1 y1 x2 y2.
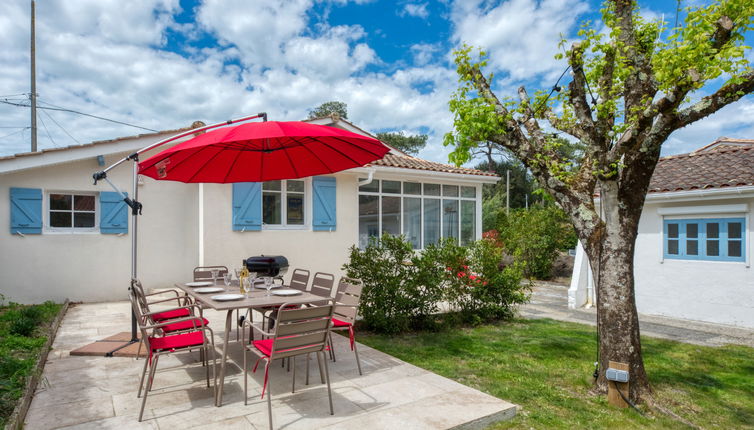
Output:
382 180 401 194
686 240 698 255
404 182 421 195
443 199 459 240
424 183 440 196
424 198 440 246
667 239 679 255
403 197 422 249
50 211 71 227
286 180 304 193
286 194 304 225
263 180 281 191
728 222 742 239
50 194 72 210
706 223 719 238
442 185 459 197
461 186 476 198
667 223 678 238
728 241 742 257
382 196 400 235
74 195 95 211
74 212 95 228
359 195 379 248
263 193 281 224
359 179 379 193
686 223 698 239
461 200 476 246
706 240 719 256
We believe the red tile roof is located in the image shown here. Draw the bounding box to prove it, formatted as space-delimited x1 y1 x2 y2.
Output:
648 145 754 193
368 153 498 177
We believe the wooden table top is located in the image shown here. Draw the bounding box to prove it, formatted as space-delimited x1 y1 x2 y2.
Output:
174 282 323 311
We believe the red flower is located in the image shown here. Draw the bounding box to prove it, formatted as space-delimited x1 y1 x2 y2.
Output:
469 274 477 280
457 272 466 278
482 281 488 286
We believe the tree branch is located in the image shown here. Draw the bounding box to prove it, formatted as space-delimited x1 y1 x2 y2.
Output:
674 71 754 128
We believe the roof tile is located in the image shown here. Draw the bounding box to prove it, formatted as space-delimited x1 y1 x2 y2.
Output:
648 146 754 193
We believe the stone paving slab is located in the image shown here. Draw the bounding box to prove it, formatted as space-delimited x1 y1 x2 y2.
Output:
25 301 517 429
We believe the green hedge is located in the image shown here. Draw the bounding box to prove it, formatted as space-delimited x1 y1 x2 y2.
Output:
343 234 528 333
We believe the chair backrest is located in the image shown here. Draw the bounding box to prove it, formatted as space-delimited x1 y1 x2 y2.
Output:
130 279 151 318
309 272 335 298
288 268 311 292
193 265 228 282
128 282 154 346
334 278 363 325
271 301 334 360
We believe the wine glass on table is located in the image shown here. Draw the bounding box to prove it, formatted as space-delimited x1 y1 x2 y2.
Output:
223 272 232 292
210 268 219 285
264 276 273 296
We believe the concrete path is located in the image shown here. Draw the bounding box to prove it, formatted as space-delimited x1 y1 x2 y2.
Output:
26 301 516 429
520 281 754 348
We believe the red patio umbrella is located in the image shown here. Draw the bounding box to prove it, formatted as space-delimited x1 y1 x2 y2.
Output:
138 121 389 182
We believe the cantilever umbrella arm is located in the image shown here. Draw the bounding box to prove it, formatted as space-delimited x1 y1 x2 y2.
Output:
91 112 267 343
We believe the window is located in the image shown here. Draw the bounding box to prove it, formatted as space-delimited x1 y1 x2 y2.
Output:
262 180 305 227
47 193 96 231
358 179 479 249
664 218 746 262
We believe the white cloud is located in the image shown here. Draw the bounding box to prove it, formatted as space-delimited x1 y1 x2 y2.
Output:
410 43 440 66
663 100 754 155
401 3 429 19
451 0 589 81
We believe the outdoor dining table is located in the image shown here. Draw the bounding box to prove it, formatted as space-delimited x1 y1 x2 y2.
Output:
174 282 323 406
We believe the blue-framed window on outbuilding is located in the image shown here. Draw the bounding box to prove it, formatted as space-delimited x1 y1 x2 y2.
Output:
663 217 746 262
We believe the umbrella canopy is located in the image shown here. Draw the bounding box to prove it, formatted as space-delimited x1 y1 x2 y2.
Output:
138 121 389 183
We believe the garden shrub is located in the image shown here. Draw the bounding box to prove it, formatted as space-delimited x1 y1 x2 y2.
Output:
496 206 577 279
343 234 528 333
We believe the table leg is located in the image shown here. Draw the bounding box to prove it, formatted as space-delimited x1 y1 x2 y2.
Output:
215 309 234 407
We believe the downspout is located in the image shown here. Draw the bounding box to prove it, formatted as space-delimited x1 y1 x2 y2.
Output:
358 167 376 186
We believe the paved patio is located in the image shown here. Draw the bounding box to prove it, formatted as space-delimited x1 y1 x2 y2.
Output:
26 301 516 429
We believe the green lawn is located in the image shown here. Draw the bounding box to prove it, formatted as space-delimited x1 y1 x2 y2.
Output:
0 301 62 427
358 318 754 429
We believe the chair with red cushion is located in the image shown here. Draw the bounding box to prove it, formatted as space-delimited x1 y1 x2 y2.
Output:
128 289 216 422
329 278 364 375
244 300 335 429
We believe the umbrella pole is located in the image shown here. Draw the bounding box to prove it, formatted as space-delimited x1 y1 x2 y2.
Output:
130 158 139 342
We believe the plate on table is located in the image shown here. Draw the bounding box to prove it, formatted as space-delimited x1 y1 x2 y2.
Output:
185 281 214 287
253 283 281 289
272 289 302 296
194 287 224 294
211 293 246 301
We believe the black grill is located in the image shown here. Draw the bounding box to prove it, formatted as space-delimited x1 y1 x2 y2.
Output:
243 255 289 278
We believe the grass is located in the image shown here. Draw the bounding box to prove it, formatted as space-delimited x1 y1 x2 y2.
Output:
358 318 754 429
0 301 62 427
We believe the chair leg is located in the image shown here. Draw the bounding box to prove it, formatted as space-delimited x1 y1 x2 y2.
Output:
136 338 143 360
353 338 363 376
266 362 273 430
321 351 334 415
139 353 159 422
305 353 310 386
205 345 210 387
243 347 248 405
315 349 325 384
329 332 337 362
291 356 296 393
137 352 149 398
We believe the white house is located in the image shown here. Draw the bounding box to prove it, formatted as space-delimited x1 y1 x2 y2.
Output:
0 116 498 304
569 138 754 328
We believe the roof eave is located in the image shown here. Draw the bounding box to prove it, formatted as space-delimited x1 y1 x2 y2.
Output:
349 165 500 184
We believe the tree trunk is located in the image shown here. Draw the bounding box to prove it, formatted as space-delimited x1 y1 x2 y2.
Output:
585 181 651 403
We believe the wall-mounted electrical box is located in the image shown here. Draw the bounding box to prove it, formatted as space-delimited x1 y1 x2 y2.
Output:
606 367 629 383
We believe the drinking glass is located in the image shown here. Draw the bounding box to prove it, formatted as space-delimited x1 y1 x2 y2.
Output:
264 276 273 296
223 272 232 291
242 277 251 297
210 269 220 285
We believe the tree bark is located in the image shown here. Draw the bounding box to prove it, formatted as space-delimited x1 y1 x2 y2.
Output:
582 181 651 402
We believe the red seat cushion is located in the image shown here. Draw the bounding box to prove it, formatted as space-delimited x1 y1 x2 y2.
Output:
332 318 352 328
152 308 191 321
162 318 209 332
253 339 274 357
149 331 205 352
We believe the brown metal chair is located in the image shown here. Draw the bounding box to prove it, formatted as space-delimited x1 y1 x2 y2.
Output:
244 301 335 429
329 278 364 375
193 265 228 283
308 272 335 305
288 268 311 292
128 286 216 422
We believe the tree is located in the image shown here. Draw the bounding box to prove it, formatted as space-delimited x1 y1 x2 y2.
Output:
308 101 348 119
376 131 428 155
444 0 754 402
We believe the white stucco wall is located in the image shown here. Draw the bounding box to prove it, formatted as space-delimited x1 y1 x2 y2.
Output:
0 151 199 303
570 193 754 328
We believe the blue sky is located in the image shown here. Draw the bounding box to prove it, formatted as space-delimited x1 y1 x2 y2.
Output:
0 0 752 163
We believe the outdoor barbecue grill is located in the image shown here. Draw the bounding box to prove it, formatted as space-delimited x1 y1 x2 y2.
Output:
244 255 289 278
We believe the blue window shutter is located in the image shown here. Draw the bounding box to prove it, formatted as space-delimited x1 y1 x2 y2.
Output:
100 192 128 234
10 187 42 234
312 176 336 231
232 183 262 231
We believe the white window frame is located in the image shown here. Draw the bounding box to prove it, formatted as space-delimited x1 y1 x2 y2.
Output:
261 178 310 230
357 179 479 249
44 191 99 234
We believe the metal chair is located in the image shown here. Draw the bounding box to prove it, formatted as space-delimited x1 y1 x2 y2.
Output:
128 287 216 422
329 278 364 375
308 272 335 305
244 301 335 429
193 265 229 283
